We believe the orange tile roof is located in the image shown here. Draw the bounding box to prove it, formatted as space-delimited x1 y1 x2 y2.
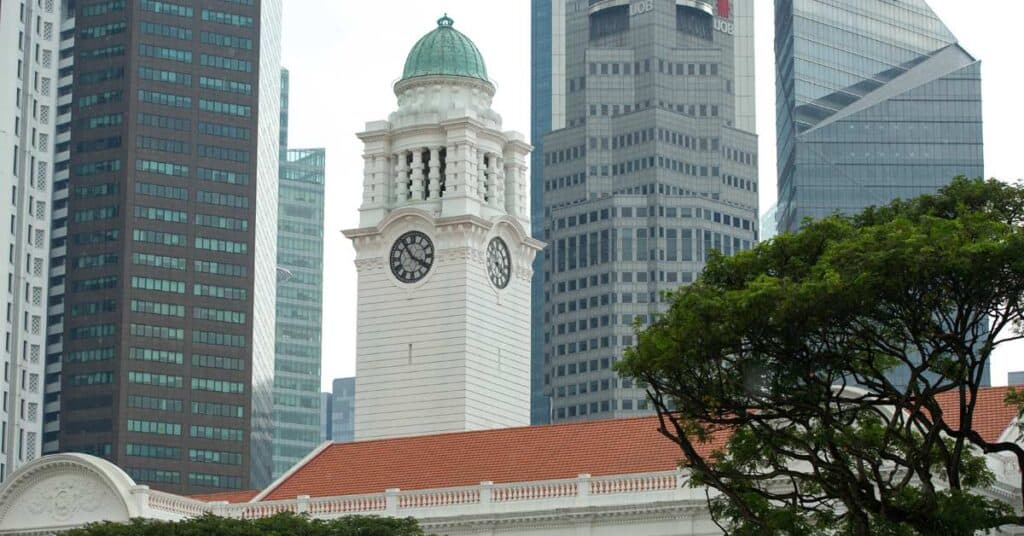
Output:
262 416 723 501
934 386 1019 443
189 490 260 503
261 387 1019 501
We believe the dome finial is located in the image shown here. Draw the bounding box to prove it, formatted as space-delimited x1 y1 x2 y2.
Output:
438 13 454 27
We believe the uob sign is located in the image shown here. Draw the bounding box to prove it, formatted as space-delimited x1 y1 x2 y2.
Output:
714 0 735 35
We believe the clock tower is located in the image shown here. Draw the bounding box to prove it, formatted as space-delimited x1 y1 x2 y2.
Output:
343 16 543 441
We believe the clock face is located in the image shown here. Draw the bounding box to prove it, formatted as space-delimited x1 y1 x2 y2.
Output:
390 231 434 283
487 237 512 289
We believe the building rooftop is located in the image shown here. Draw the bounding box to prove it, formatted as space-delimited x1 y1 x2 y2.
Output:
185 387 1019 504
401 15 488 83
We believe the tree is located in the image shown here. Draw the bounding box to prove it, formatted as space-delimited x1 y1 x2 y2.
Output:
64 512 425 536
617 178 1024 535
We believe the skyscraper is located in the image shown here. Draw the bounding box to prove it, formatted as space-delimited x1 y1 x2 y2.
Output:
53 0 281 494
329 377 354 443
774 0 983 233
272 69 325 478
535 0 758 422
0 0 61 483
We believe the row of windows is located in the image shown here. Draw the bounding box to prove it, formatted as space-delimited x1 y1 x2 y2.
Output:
70 323 116 340
75 252 118 268
130 346 184 364
133 252 186 271
79 45 124 60
76 159 121 176
79 90 122 109
68 371 113 386
65 347 115 363
76 135 123 153
199 99 250 117
195 213 248 231
131 276 185 293
190 424 244 441
189 472 242 489
127 419 181 436
132 228 186 247
197 166 249 185
195 260 246 278
192 377 245 394
193 330 245 348
200 30 252 50
130 322 184 340
138 112 190 132
201 9 253 27
71 275 118 292
199 76 252 96
141 0 192 18
139 89 190 108
139 44 192 64
126 443 180 460
78 67 125 86
200 53 251 72
190 448 242 465
74 182 118 199
197 190 248 208
194 306 246 324
140 20 192 41
198 121 250 140
72 229 119 245
128 395 182 412
586 59 719 77
78 112 123 130
138 135 190 154
194 283 246 300
136 181 187 200
137 158 189 177
139 66 192 87
81 0 125 17
197 143 249 162
135 206 188 223
195 237 247 254
79 22 127 40
131 299 185 317
193 401 244 418
193 353 244 371
127 468 180 484
73 206 118 223
128 371 184 388
70 299 117 317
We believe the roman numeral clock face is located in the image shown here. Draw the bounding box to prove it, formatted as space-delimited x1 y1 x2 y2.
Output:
487 237 512 289
390 231 434 283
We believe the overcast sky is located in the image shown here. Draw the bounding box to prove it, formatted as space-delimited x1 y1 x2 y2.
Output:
279 1 1024 391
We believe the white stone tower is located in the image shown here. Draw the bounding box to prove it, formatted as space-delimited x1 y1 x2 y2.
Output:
343 16 542 441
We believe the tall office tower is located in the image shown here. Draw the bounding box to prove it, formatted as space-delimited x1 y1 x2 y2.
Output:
0 0 61 483
319 391 331 441
774 0 983 233
536 0 758 423
271 68 325 478
42 0 76 459
329 377 353 443
56 0 281 494
345 16 541 441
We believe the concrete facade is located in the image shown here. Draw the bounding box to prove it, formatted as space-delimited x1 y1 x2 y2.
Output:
343 19 542 441
0 0 61 483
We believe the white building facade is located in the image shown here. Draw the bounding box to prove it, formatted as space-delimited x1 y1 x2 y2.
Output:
0 0 60 482
344 16 543 441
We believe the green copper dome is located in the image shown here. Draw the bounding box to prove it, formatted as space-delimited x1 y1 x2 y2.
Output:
401 15 489 83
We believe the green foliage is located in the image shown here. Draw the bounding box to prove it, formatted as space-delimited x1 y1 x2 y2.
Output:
617 178 1024 534
64 512 425 536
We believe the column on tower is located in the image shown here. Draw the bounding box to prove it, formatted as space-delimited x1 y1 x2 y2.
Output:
428 147 442 199
410 149 425 201
394 150 409 205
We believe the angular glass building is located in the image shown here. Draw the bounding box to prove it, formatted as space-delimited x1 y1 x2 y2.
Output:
534 0 758 422
272 70 325 477
775 0 984 233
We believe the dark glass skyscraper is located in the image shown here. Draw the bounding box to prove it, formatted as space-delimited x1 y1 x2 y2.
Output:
55 0 281 494
535 0 758 422
774 0 983 234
